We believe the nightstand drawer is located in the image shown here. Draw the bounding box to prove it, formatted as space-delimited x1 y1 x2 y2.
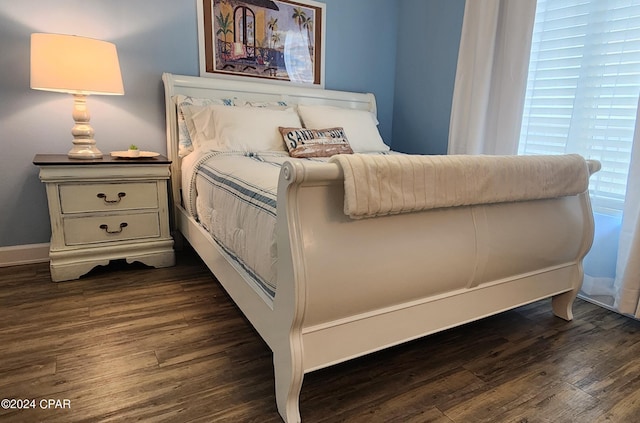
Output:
59 182 159 213
63 212 160 245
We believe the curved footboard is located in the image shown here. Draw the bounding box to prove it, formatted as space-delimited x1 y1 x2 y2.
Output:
272 158 596 422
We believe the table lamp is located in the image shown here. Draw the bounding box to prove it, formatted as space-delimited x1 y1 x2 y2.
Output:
30 33 124 159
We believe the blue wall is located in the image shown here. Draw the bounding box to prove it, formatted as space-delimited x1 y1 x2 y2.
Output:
324 0 398 143
392 0 465 155
0 1 469 248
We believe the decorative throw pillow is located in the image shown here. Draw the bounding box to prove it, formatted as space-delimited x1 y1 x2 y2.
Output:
279 127 354 158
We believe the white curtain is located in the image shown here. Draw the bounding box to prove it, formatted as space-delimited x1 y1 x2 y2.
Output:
449 0 640 318
448 0 537 155
614 107 640 317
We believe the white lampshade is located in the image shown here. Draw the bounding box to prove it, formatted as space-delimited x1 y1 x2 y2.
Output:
30 33 124 159
30 33 124 95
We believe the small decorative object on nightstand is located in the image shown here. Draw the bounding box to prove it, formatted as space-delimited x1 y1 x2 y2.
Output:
128 144 140 157
33 154 175 282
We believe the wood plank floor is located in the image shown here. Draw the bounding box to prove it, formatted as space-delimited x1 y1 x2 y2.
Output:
1 248 639 422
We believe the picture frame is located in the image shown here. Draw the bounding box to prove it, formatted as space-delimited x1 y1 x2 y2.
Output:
197 0 326 87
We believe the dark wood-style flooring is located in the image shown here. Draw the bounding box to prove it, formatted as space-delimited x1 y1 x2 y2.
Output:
1 248 640 422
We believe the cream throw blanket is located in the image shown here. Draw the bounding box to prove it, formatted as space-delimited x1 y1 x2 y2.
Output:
330 154 592 219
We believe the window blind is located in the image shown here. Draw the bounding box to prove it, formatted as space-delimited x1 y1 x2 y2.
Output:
519 0 640 215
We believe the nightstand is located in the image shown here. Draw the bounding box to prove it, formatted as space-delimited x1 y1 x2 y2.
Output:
34 154 175 282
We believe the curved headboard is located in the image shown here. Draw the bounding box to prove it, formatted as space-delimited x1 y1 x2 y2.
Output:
161 72 377 213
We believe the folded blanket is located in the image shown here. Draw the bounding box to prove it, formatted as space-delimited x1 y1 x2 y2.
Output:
330 153 592 219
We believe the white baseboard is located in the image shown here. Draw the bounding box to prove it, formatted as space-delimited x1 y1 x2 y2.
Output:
0 243 50 267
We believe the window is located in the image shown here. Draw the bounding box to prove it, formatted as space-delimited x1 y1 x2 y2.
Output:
519 0 640 215
234 6 256 56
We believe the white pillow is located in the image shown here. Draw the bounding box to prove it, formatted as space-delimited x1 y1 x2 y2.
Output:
174 95 236 157
181 104 221 150
183 104 301 152
297 105 390 153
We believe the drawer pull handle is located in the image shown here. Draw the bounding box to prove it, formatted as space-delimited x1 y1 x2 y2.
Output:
99 222 128 234
97 192 126 204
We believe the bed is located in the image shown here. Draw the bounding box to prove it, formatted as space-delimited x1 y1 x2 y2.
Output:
162 72 600 422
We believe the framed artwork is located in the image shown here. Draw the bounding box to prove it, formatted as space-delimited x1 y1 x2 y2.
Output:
197 0 326 87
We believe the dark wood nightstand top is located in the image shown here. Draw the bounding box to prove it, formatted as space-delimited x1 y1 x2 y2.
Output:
33 154 171 166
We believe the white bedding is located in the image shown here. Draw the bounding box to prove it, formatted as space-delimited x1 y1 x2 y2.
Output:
181 150 393 302
183 151 289 301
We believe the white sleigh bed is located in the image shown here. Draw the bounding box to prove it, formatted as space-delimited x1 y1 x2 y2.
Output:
162 73 599 422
